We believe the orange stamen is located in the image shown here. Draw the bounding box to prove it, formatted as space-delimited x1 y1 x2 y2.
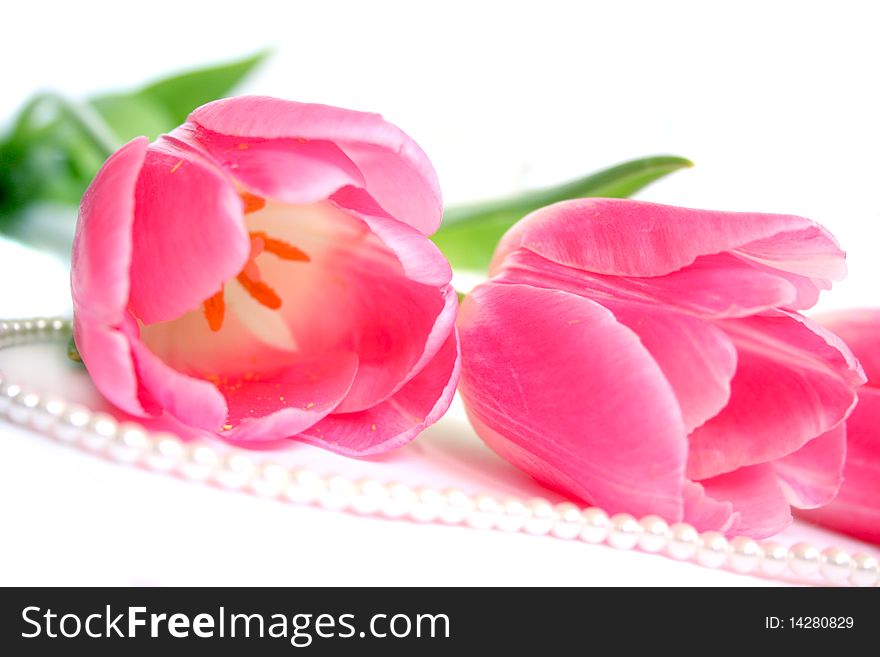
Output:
200 224 307 329
239 191 266 215
237 271 282 309
249 231 311 262
242 260 262 282
203 289 225 332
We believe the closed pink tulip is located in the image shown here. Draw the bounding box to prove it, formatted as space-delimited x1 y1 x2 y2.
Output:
72 96 459 454
798 310 880 544
458 198 865 537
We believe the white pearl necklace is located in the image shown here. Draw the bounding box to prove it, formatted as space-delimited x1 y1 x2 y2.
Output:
1 316 877 587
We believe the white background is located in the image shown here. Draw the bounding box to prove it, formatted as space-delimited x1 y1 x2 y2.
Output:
1 0 878 585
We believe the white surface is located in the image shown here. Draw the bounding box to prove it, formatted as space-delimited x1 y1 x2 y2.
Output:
1 1 879 585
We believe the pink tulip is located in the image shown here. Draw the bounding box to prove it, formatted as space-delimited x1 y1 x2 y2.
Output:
458 198 865 537
71 96 459 454
797 310 880 544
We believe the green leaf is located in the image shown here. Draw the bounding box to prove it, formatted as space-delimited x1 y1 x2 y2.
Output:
87 50 269 143
136 49 270 127
0 93 120 230
0 50 269 234
88 94 173 144
431 155 693 272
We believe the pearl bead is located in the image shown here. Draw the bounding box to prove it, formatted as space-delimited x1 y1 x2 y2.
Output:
54 404 91 443
819 547 852 582
551 503 585 540
319 475 356 511
382 483 418 519
213 451 256 489
466 495 501 530
579 507 610 544
144 433 185 472
32 397 66 433
410 488 446 523
81 412 119 452
350 479 389 515
788 542 821 578
727 537 762 573
667 523 700 560
523 498 557 535
638 515 669 553
849 553 880 587
284 469 326 505
250 462 290 497
439 488 475 524
109 423 150 463
496 498 531 532
7 388 40 424
179 444 220 481
759 541 789 577
697 531 729 568
0 381 22 415
608 513 642 550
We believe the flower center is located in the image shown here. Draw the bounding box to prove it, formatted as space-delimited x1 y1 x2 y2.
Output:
202 191 310 332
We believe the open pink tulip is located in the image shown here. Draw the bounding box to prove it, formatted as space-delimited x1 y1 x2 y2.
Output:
797 310 880 544
458 198 865 537
72 96 459 454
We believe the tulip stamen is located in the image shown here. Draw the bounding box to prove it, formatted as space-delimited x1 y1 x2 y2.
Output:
203 289 225 332
240 191 266 214
249 231 311 262
201 193 308 331
236 271 282 310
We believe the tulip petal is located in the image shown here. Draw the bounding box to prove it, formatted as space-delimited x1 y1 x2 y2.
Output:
687 310 861 479
72 137 148 325
71 138 153 417
395 284 458 392
493 199 846 284
601 301 737 433
189 96 442 234
180 125 367 204
244 199 451 414
797 388 880 544
331 273 450 414
815 309 880 384
682 481 736 532
128 138 250 325
331 186 452 287
699 464 793 538
300 329 460 455
222 351 360 442
772 424 846 508
496 249 802 318
128 337 228 432
74 319 156 417
458 282 688 520
495 251 745 433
